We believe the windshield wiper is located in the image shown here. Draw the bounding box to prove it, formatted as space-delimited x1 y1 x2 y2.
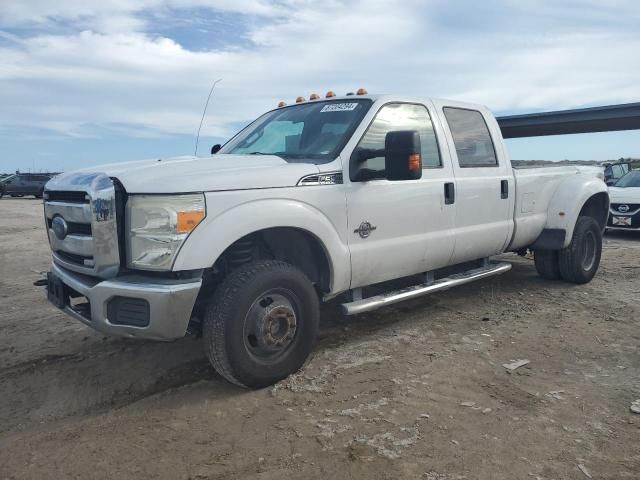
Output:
248 151 292 159
245 151 317 162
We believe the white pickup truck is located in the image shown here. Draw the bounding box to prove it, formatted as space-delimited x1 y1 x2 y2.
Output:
43 92 609 388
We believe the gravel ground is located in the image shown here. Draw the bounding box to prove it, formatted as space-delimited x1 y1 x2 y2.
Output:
1 197 639 479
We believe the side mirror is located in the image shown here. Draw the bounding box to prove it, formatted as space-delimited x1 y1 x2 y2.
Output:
385 130 422 181
211 144 222 154
606 179 616 186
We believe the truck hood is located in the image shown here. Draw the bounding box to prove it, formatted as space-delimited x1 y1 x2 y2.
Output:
608 186 640 204
68 155 321 193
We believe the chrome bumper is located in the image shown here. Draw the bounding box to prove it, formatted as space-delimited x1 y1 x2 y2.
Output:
49 262 202 341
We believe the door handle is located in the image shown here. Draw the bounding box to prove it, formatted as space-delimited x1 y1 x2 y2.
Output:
444 182 455 205
501 180 509 199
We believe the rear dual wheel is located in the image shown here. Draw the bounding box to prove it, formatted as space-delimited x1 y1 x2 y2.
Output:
203 260 319 389
558 216 602 284
534 216 602 284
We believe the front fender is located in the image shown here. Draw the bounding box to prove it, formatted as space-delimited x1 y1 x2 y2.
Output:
543 174 608 248
172 196 351 294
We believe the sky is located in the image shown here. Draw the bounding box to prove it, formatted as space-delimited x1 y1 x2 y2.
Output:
1 0 639 173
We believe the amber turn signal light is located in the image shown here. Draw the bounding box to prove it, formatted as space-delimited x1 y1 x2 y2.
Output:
177 210 205 234
408 153 421 172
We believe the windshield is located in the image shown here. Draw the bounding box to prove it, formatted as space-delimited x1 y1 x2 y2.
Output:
614 170 640 188
219 99 372 163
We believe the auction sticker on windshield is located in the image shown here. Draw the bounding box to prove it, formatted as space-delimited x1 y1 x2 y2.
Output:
320 103 359 113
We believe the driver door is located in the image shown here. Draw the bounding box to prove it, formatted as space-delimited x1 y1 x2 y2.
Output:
7 176 21 194
345 102 456 288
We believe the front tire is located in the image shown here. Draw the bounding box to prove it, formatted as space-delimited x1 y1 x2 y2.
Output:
558 216 602 284
203 260 319 388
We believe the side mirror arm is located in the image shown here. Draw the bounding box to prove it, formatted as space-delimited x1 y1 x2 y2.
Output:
354 148 385 162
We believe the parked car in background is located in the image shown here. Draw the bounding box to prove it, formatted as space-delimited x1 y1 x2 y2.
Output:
603 161 631 186
0 173 57 199
607 170 640 231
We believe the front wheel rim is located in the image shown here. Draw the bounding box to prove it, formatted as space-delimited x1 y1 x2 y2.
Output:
243 289 300 362
581 230 597 271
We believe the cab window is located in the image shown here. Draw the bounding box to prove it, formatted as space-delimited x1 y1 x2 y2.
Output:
443 107 498 167
352 103 441 181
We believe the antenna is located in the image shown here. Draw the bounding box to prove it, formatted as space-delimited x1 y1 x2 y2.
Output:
194 78 222 157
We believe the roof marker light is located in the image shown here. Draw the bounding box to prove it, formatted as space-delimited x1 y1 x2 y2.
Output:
278 101 287 107
309 93 320 100
296 96 305 103
326 91 336 98
356 87 368 95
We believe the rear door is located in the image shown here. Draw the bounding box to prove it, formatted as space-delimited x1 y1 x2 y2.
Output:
32 176 47 195
345 101 456 288
434 102 515 264
24 176 38 194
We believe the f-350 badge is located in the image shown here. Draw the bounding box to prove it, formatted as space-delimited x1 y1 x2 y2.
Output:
355 221 377 239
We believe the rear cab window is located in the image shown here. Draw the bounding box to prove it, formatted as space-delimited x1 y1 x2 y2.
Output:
443 107 498 168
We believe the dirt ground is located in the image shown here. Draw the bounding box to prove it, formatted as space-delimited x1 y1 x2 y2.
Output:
0 197 639 480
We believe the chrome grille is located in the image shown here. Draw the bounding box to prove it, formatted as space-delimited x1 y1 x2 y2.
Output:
44 172 121 279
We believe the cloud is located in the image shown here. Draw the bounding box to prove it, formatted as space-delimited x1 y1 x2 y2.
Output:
0 0 639 149
0 0 281 30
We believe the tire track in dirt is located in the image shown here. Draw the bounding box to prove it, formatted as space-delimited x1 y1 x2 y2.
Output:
0 337 211 433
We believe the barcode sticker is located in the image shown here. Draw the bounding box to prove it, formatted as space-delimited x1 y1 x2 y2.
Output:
320 103 359 113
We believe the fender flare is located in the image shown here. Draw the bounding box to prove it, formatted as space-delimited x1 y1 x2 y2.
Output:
173 198 351 294
535 174 608 249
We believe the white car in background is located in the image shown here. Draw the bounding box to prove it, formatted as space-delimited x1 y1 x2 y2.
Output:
607 170 640 231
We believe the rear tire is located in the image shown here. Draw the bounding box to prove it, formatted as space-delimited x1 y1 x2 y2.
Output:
533 249 561 280
203 260 319 389
558 216 602 284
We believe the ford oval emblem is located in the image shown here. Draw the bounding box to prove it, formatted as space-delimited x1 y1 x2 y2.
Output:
51 215 68 240
618 204 630 213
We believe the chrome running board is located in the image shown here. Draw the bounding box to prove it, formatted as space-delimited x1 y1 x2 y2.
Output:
341 261 512 315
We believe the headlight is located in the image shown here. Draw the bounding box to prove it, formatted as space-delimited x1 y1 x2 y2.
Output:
126 194 206 271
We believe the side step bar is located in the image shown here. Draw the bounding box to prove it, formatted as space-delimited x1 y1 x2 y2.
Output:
341 261 512 315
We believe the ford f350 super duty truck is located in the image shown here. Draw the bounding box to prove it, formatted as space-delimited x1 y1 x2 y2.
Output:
43 92 609 388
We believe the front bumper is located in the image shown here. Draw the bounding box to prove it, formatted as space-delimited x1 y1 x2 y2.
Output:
48 262 202 340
